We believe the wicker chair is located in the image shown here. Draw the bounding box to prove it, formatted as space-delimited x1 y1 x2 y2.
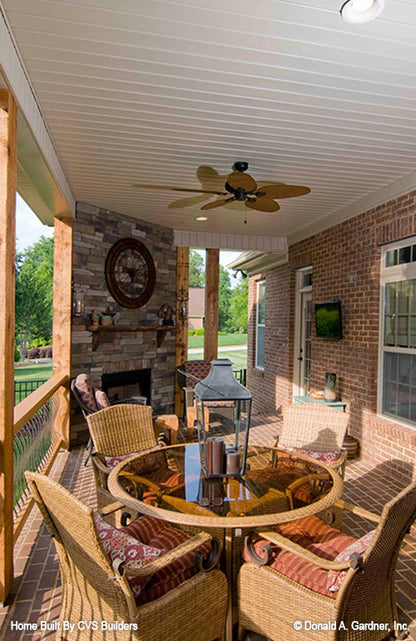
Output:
72 373 179 447
86 403 181 513
238 481 416 641
274 403 349 477
26 471 228 641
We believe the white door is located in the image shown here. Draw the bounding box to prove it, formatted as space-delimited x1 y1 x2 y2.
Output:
293 269 313 396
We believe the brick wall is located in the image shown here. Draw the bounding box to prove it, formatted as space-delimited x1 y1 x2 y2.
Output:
71 202 176 444
247 189 416 473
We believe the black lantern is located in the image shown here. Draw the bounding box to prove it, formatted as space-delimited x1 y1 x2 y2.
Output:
194 359 252 478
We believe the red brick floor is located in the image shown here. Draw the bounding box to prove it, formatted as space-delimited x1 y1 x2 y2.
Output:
0 414 415 640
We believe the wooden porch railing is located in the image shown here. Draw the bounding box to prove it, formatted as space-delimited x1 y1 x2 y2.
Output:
12 373 69 543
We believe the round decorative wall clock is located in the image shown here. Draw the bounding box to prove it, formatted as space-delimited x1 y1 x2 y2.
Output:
104 238 156 308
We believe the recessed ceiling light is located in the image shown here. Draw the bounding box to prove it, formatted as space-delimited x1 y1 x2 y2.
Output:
340 0 384 23
195 216 208 221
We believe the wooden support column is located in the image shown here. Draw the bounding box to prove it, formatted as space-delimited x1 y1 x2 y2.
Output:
204 248 219 361
175 247 189 416
52 216 74 449
0 90 17 604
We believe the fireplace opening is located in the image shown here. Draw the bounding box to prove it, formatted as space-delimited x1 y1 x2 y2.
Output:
102 369 151 405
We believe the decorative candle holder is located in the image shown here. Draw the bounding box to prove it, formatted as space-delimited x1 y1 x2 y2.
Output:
194 359 252 478
324 372 337 402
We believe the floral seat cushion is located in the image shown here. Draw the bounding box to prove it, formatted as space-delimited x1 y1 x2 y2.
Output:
95 515 165 601
244 515 373 598
97 514 210 605
279 443 340 465
103 446 163 471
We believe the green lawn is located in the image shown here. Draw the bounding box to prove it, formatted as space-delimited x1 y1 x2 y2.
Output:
187 348 247 370
14 363 52 404
188 333 247 349
14 363 52 382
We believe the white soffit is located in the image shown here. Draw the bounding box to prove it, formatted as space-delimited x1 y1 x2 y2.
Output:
227 251 288 276
2 1 416 238
173 231 287 253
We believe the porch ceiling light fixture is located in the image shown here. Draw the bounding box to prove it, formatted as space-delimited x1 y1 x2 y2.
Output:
340 0 384 23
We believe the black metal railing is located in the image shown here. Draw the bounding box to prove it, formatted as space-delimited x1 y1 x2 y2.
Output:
233 368 247 386
13 391 60 516
14 379 47 405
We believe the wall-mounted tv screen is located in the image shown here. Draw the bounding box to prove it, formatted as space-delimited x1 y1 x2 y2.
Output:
315 300 343 340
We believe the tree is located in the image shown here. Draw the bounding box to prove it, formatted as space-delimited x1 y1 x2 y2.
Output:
218 265 232 331
189 249 205 288
228 276 248 332
15 236 54 352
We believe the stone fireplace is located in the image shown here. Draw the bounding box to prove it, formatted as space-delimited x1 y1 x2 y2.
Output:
70 202 177 446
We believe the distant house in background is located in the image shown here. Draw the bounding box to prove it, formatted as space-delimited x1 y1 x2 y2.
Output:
188 287 205 330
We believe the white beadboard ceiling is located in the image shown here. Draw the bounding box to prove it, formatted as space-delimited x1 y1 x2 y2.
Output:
2 0 416 244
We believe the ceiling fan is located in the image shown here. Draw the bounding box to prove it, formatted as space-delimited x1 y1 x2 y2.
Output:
133 162 311 213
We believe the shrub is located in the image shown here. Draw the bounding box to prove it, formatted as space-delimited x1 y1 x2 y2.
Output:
46 347 52 358
194 328 204 336
27 347 40 359
14 344 20 362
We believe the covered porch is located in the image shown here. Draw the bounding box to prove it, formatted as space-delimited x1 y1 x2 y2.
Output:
1 0 416 638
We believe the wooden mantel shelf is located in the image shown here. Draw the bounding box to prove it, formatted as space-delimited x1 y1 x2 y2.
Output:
86 324 176 351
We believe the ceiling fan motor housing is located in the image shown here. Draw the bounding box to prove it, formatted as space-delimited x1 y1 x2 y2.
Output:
233 161 248 173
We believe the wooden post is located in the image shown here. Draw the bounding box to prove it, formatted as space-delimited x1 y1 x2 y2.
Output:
204 248 219 361
52 216 74 449
0 90 17 604
175 247 189 416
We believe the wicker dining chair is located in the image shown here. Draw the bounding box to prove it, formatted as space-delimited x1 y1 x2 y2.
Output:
238 481 416 641
26 471 228 641
273 403 349 477
86 403 179 513
71 373 147 464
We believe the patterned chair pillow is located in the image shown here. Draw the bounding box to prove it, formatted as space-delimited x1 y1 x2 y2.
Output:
94 515 165 601
103 445 164 471
95 389 110 410
74 373 98 412
124 515 211 605
97 514 210 605
280 443 340 465
326 529 376 593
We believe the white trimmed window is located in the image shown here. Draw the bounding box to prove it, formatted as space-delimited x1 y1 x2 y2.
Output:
256 280 266 369
379 238 416 427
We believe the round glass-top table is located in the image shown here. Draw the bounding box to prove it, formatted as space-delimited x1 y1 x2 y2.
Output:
108 443 343 528
108 443 343 641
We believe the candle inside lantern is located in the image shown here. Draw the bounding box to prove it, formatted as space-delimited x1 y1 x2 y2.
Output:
226 449 240 475
211 437 225 475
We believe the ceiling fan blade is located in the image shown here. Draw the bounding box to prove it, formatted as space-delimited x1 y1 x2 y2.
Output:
168 194 211 209
259 184 311 199
201 197 235 210
226 171 257 192
246 198 280 213
132 184 227 195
